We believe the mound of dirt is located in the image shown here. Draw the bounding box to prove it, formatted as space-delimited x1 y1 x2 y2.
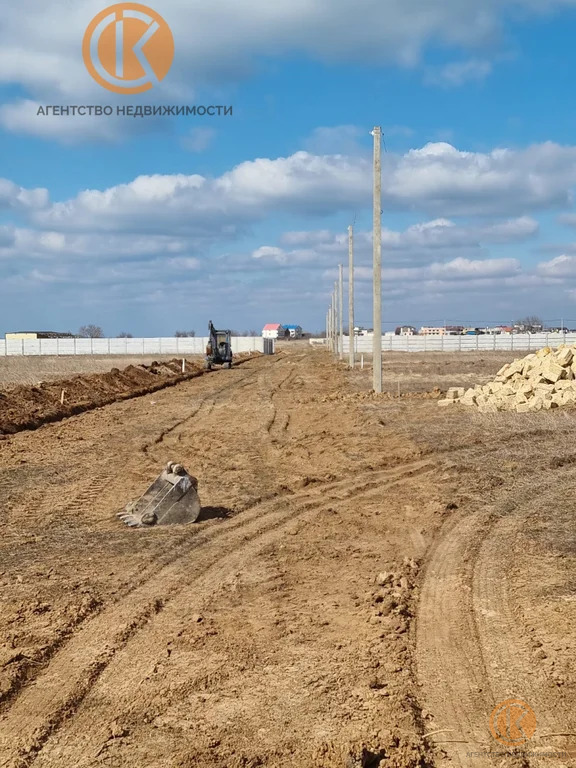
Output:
438 344 576 412
0 353 259 435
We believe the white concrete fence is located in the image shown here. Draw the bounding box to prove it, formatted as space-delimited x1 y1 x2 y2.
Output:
343 333 576 353
0 336 266 357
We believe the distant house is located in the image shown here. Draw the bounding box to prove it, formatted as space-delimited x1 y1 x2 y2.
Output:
5 331 76 340
395 326 417 336
513 322 543 334
420 327 447 336
262 323 287 339
284 324 303 338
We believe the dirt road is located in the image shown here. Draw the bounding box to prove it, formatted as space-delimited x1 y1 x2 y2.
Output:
1 349 576 767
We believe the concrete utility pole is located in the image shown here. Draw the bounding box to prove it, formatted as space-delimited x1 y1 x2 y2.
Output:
348 225 355 368
371 126 382 393
334 280 342 354
338 264 344 360
328 297 334 352
330 291 336 352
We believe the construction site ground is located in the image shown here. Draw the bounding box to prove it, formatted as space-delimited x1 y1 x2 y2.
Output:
1 347 576 767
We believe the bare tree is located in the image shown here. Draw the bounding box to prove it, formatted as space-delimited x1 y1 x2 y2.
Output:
78 324 104 338
117 332 133 338
513 316 543 333
175 330 196 337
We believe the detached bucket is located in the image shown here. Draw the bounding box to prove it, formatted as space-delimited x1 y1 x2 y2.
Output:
118 462 201 528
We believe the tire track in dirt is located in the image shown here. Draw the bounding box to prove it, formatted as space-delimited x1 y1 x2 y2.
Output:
35 463 441 767
416 510 496 767
0 358 293 714
416 477 576 767
474 511 576 764
0 459 437 768
139 354 288 462
259 366 295 437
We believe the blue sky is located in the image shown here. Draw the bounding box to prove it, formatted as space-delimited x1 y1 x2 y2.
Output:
4 1 576 336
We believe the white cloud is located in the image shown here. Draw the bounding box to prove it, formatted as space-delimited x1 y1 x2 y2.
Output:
388 141 576 215
267 218 537 264
1 0 576 141
0 100 139 144
348 257 521 283
0 227 191 261
252 246 286 260
425 59 493 87
0 178 49 211
537 254 576 276
23 140 576 236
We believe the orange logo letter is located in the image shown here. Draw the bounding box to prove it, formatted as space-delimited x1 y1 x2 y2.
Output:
490 699 537 747
83 4 174 94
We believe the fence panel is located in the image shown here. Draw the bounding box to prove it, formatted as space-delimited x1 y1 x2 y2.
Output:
341 333 576 353
0 336 266 357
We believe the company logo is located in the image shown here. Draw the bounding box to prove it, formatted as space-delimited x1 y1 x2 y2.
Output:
489 699 537 747
83 3 174 94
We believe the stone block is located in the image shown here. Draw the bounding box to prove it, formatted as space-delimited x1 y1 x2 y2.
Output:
540 362 566 383
517 382 534 395
556 348 574 367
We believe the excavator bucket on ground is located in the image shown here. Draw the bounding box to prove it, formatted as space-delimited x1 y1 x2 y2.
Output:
118 462 201 527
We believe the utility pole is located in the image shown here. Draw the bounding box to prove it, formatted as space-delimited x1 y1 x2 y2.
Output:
338 264 344 360
334 281 339 357
329 295 334 353
329 294 334 352
348 225 355 368
371 126 382 393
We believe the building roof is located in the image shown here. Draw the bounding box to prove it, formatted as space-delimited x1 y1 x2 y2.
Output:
284 324 302 329
263 323 283 330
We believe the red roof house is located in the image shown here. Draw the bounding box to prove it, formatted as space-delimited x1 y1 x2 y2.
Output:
262 323 286 338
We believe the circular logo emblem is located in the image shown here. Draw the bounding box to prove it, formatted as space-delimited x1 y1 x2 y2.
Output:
489 699 537 747
83 3 174 94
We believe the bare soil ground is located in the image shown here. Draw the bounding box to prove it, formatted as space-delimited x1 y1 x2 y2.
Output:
0 356 257 434
0 348 575 767
0 356 204 389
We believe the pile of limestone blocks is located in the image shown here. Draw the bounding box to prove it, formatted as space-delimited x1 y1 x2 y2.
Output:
438 345 576 413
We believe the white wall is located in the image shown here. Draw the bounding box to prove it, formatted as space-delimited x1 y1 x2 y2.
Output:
0 336 266 356
342 333 576 353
